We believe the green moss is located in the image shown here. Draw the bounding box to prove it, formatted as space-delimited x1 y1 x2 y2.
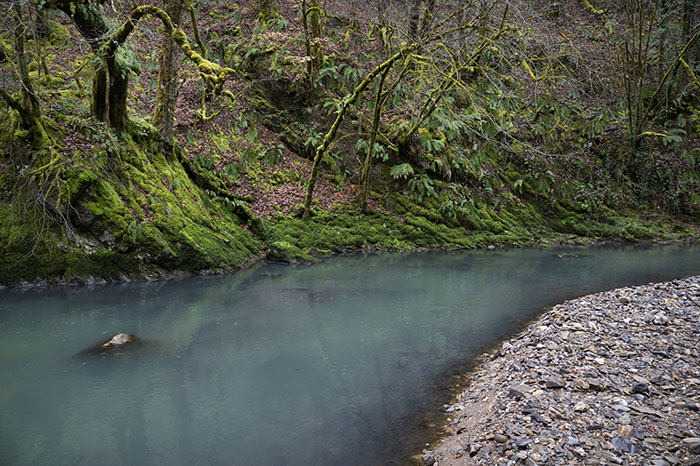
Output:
265 197 525 263
0 130 262 286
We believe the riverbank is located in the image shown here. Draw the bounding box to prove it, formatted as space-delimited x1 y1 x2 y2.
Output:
417 276 700 466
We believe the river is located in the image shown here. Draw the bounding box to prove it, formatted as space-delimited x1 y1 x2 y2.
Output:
1 244 699 465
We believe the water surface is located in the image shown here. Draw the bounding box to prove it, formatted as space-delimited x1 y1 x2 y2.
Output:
1 244 699 465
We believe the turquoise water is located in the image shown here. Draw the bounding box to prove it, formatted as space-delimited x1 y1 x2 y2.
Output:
1 244 699 465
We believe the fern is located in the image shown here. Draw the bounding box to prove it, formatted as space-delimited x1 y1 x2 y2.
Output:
390 163 414 180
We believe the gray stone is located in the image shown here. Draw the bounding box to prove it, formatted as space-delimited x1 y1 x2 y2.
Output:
684 401 699 411
573 401 588 412
106 333 133 346
545 377 565 389
650 375 666 385
630 405 662 417
610 437 638 454
508 384 531 398
632 382 648 393
516 438 532 449
682 437 700 454
587 378 604 391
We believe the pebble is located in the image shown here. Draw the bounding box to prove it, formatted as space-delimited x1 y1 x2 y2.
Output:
683 438 700 454
515 438 532 449
544 377 564 389
610 436 637 453
573 401 588 412
632 383 648 393
424 277 700 465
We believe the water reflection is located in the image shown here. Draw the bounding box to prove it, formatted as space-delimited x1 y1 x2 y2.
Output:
1 244 699 465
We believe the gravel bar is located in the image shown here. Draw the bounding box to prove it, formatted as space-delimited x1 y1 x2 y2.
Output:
416 276 700 466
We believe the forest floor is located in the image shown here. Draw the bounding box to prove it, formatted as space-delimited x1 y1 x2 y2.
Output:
418 276 700 466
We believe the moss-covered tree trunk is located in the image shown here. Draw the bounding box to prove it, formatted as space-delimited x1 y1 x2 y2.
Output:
92 60 130 132
309 0 323 69
188 1 207 56
0 2 47 144
257 0 272 20
154 0 185 145
679 0 698 90
50 1 130 132
357 65 391 210
409 0 423 40
13 3 40 120
419 0 437 37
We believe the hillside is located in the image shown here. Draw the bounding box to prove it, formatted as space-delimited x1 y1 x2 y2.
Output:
1 0 699 285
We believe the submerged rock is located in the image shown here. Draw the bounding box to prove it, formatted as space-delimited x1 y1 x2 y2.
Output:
554 253 580 259
81 333 138 356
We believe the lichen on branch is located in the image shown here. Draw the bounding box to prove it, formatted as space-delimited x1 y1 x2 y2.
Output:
102 5 235 95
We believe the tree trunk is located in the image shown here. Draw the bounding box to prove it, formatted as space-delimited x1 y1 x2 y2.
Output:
357 65 391 210
258 0 272 20
679 0 698 90
188 1 207 56
91 59 129 132
12 3 41 121
154 0 185 145
409 0 422 40
33 4 51 39
309 0 323 69
53 1 130 131
477 0 489 68
419 0 437 37
5 2 48 144
658 0 672 103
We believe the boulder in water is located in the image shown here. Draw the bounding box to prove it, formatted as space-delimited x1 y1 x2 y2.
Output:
82 333 138 356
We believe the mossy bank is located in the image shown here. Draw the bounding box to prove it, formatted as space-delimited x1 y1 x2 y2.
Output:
0 125 261 286
1 0 700 286
1 129 698 287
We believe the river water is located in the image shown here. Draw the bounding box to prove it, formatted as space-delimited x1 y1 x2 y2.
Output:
1 244 699 465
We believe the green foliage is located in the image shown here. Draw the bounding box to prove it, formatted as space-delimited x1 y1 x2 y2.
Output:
407 173 436 203
514 169 556 198
418 128 446 153
262 143 285 166
314 61 341 90
390 163 414 180
127 220 144 241
356 138 387 162
661 128 685 146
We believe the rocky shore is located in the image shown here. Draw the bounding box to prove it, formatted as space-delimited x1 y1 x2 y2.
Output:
418 276 700 466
